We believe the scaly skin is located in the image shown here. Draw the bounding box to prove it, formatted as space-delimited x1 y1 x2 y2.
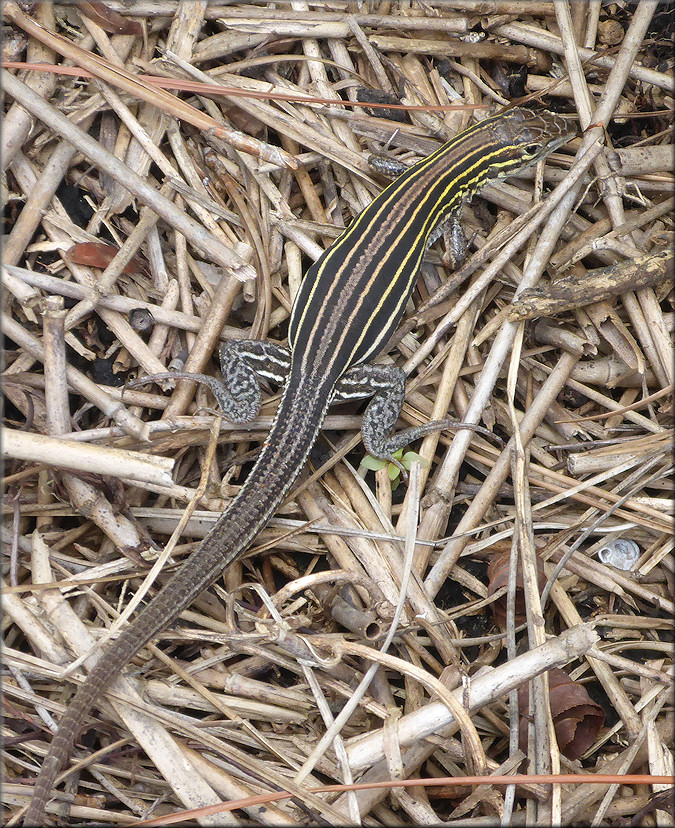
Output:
24 107 573 823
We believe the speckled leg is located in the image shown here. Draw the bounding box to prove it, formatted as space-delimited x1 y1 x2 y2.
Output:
367 155 409 178
214 341 291 422
335 363 495 470
445 216 468 268
335 363 446 463
425 212 467 269
129 341 291 423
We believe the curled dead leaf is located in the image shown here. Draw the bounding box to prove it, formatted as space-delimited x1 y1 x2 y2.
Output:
487 550 547 627
518 668 605 760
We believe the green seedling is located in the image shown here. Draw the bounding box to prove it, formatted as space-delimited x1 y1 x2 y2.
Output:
360 449 429 488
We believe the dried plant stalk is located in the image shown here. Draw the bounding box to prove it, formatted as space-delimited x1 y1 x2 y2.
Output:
3 2 671 825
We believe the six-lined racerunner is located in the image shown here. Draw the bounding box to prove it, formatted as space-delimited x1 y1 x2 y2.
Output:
24 106 573 824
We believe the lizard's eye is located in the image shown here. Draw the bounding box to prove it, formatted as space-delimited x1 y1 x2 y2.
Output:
525 143 540 156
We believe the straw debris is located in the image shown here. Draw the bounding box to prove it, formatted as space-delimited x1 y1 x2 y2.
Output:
3 1 672 824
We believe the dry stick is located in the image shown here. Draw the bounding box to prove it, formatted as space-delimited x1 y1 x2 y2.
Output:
334 743 545 821
345 623 599 772
308 474 414 613
368 34 551 70
91 75 204 212
0 263 39 322
435 0 555 10
506 329 556 794
2 312 148 441
557 538 674 607
92 76 245 229
4 265 245 341
331 639 491 774
285 641 360 819
636 283 674 386
192 6 469 31
270 569 387 622
293 1 375 210
3 430 173 488
521 452 669 533
1 70 254 279
293 0 367 150
542 460 674 616
503 536 521 825
147 279 181 359
425 348 584 598
94 77 204 249
161 273 243 418
462 424 669 531
145 224 172 293
295 487 386 605
508 248 674 321
347 15 396 95
606 144 675 177
193 4 468 35
165 0 208 63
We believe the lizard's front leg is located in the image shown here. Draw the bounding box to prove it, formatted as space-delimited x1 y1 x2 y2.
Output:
129 341 291 423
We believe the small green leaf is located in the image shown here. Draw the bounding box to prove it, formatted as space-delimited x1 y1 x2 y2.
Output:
361 448 427 488
401 451 429 470
360 454 388 471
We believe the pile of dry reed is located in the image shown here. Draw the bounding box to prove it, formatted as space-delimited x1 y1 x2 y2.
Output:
3 1 673 824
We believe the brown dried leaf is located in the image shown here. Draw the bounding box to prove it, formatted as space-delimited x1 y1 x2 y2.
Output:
487 549 547 627
518 668 605 759
65 242 143 274
73 1 142 36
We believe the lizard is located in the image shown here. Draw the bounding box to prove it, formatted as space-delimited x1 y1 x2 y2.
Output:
24 105 573 823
